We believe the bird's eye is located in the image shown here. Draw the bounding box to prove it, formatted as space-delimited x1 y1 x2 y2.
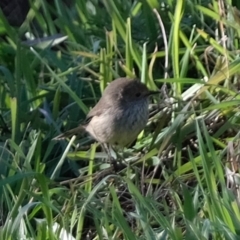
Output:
135 92 141 97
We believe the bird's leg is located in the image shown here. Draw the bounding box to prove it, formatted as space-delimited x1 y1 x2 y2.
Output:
102 143 116 163
111 146 128 171
101 144 126 172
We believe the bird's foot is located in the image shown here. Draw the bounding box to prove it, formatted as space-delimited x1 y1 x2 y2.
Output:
110 157 126 172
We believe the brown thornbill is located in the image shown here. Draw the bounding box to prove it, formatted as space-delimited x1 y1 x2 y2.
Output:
54 78 159 147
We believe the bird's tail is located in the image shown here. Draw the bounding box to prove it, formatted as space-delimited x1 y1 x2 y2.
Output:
53 125 86 140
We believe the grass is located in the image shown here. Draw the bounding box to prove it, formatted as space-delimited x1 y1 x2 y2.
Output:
1 0 240 239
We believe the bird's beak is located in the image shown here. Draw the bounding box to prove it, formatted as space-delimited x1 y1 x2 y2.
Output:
148 90 160 96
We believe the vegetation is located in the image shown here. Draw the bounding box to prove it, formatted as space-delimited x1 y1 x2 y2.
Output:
1 0 240 239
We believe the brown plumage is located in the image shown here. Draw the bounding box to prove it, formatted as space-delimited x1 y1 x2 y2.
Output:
54 78 158 147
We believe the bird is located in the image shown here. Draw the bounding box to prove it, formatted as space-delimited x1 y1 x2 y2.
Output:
54 78 159 148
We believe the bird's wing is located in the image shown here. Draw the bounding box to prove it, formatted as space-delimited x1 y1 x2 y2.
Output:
85 97 110 123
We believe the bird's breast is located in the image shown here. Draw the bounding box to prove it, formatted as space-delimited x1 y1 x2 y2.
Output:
85 99 149 147
110 99 149 146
